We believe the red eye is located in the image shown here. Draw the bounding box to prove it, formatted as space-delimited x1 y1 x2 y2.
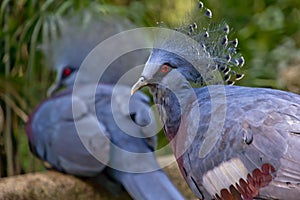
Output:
62 67 72 77
160 64 170 73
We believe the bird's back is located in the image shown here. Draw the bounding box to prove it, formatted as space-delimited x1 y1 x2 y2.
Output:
176 85 300 199
26 86 110 176
26 83 158 175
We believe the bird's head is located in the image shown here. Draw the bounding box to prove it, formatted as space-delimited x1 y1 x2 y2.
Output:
44 11 144 96
44 11 106 96
132 3 245 95
47 65 79 96
131 47 202 95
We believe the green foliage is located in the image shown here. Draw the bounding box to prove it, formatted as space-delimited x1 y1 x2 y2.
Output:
0 0 299 177
202 0 300 88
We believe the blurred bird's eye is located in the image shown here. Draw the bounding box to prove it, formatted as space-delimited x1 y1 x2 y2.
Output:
62 67 74 78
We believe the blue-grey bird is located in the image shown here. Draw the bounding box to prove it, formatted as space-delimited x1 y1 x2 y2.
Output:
132 2 300 200
26 11 184 200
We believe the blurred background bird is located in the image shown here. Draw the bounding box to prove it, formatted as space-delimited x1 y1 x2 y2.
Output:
25 10 185 200
132 1 300 199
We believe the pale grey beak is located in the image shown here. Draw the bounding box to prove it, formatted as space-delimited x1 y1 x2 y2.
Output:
47 81 62 97
131 77 148 95
47 70 63 97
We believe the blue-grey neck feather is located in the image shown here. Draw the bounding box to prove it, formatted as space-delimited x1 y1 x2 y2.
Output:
152 86 182 139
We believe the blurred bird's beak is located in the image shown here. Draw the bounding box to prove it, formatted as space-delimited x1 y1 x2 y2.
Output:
47 69 64 97
47 81 61 97
131 77 148 95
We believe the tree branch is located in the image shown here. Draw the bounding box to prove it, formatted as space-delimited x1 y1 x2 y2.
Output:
0 156 196 199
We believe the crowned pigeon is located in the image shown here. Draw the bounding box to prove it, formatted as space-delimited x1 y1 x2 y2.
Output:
132 2 300 199
26 11 184 200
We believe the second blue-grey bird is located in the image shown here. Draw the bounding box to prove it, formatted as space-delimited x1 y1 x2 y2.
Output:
132 2 300 200
26 11 184 200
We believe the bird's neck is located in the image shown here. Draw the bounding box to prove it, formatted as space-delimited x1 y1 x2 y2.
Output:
151 81 196 141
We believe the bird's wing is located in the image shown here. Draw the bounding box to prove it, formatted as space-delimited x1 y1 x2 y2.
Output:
180 86 300 199
99 84 158 149
94 84 159 167
93 84 184 200
27 90 110 177
232 87 300 199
